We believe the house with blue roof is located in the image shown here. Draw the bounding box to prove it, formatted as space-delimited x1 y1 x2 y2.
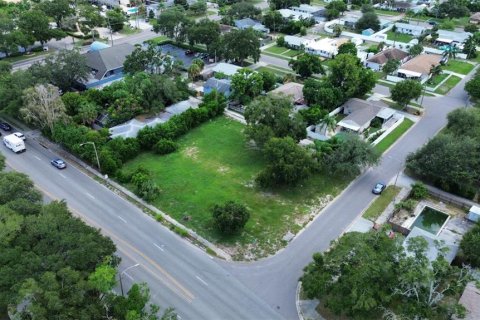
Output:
234 18 270 33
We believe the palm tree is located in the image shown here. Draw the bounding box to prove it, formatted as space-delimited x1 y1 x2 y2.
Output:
188 63 201 80
391 24 397 48
319 114 337 136
430 64 442 77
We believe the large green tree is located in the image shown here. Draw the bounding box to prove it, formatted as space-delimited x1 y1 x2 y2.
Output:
244 94 306 147
303 79 344 111
289 53 325 78
231 68 264 104
154 6 191 43
39 0 74 28
460 223 480 267
465 72 480 100
256 136 314 187
19 10 65 45
328 54 375 98
355 11 380 31
321 134 379 176
188 19 221 54
390 79 423 108
223 28 261 66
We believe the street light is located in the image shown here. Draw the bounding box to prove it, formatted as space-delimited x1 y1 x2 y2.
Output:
119 263 140 296
79 142 101 173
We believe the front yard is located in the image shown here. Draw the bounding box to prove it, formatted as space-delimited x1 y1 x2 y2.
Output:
386 31 414 43
263 45 302 60
123 117 349 260
363 186 401 221
434 75 462 95
374 118 414 154
442 60 475 75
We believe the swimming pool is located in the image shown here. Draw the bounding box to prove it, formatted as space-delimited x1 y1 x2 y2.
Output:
410 206 449 236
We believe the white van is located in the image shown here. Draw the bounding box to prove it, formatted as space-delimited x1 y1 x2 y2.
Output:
3 134 26 153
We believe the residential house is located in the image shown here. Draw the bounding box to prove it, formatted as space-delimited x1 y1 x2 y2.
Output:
396 53 442 82
341 15 360 29
278 8 313 21
219 24 233 34
466 205 480 223
109 97 202 139
379 18 392 29
337 98 394 133
470 12 480 24
203 77 232 97
83 43 135 89
391 1 412 11
201 62 241 79
234 18 270 33
436 29 472 46
304 37 349 58
453 282 480 320
269 82 304 104
394 22 427 36
284 35 308 49
94 0 132 8
365 48 409 71
88 41 110 52
290 4 326 21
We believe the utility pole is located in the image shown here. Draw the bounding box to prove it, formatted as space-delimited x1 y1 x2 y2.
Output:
106 17 114 46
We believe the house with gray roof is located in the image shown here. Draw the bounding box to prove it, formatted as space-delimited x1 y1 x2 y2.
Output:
290 4 326 21
436 29 472 46
337 98 394 133
83 43 135 88
394 22 427 37
234 18 269 33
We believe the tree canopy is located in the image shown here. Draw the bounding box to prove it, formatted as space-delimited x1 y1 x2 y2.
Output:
222 28 261 66
289 53 325 78
390 79 423 108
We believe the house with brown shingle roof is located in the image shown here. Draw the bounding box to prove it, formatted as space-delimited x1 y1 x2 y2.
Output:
470 12 480 24
396 54 443 83
270 82 304 104
365 48 409 71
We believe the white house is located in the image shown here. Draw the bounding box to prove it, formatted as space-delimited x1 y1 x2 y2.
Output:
467 205 480 223
278 9 313 21
290 4 326 21
436 29 472 46
394 22 427 37
304 37 349 58
284 35 309 49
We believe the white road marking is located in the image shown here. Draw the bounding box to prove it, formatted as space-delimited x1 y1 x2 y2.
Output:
123 271 134 281
153 243 165 252
59 173 67 179
177 316 182 320
85 192 95 200
195 275 208 286
34 155 41 161
117 215 127 223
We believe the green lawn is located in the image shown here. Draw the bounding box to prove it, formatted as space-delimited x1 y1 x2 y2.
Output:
442 60 475 75
386 31 414 43
427 73 448 87
363 186 401 221
256 65 294 77
264 45 288 54
1 50 49 63
435 75 462 95
145 35 169 45
123 117 349 260
375 9 401 16
374 118 414 154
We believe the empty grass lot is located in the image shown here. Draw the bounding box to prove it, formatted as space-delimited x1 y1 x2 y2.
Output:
374 118 414 154
386 31 414 43
263 45 301 60
427 73 448 87
363 186 401 221
123 117 349 260
256 65 294 77
435 75 462 95
442 60 475 75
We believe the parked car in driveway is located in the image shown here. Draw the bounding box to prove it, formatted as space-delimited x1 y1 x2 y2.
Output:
372 183 386 195
51 158 67 169
0 122 12 131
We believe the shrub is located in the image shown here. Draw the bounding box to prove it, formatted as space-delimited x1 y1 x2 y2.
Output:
459 223 480 267
394 199 416 213
370 117 382 129
410 182 428 199
212 201 250 234
153 139 178 155
276 36 285 47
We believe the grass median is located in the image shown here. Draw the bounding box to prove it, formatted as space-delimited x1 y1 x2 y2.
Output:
363 186 401 221
435 75 462 95
374 118 414 154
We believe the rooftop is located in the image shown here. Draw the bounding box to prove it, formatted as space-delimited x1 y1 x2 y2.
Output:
84 43 135 80
338 98 384 131
399 54 442 76
367 48 409 65
394 22 426 32
404 226 458 264
270 82 304 103
278 8 313 20
211 63 241 77
204 77 231 94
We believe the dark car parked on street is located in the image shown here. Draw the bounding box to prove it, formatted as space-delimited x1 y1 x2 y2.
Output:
0 122 12 131
372 183 386 195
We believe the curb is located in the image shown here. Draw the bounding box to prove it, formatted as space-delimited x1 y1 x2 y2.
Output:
34 135 232 261
296 281 304 320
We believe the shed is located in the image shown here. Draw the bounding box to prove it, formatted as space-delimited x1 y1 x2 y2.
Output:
467 205 480 222
362 28 375 36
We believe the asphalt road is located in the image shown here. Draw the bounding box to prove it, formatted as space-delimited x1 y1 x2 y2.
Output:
0 137 280 320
